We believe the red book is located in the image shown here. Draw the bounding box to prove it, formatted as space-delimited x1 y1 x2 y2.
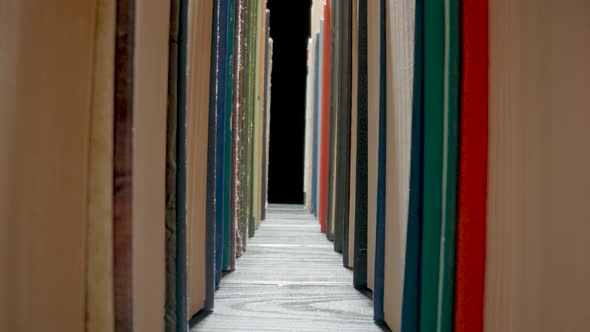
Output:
453 0 488 330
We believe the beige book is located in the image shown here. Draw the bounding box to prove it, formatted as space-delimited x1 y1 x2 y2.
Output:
486 1 590 331
86 1 115 331
0 1 97 330
132 1 171 331
186 0 214 317
348 0 360 269
383 0 415 329
366 0 381 291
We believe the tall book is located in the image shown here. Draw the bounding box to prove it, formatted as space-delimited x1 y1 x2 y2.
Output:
485 1 590 331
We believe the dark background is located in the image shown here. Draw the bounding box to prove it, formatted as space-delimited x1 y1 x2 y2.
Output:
267 0 311 204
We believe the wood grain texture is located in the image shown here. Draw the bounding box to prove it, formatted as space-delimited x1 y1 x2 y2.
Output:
186 0 214 318
86 0 116 331
0 2 96 330
191 206 386 331
486 1 590 331
383 0 415 329
132 0 170 330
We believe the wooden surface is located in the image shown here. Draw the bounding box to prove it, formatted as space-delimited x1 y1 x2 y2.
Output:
191 205 386 331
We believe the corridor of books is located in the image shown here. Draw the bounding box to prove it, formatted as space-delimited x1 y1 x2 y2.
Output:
1 0 589 331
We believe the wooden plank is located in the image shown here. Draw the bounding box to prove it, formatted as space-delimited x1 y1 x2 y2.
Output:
191 211 383 331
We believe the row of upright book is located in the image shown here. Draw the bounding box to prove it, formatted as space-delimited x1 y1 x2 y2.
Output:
302 0 590 331
0 0 272 331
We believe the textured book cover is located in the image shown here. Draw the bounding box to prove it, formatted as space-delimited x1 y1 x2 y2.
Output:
347 0 359 270
353 0 369 290
453 0 488 330
0 3 96 331
87 1 116 331
383 0 416 329
223 0 237 271
373 0 387 322
419 0 460 329
114 1 135 330
132 1 170 331
214 0 228 294
400 0 424 330
319 1 331 235
366 0 382 293
486 1 590 331
419 0 445 328
165 1 180 331
186 0 214 320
